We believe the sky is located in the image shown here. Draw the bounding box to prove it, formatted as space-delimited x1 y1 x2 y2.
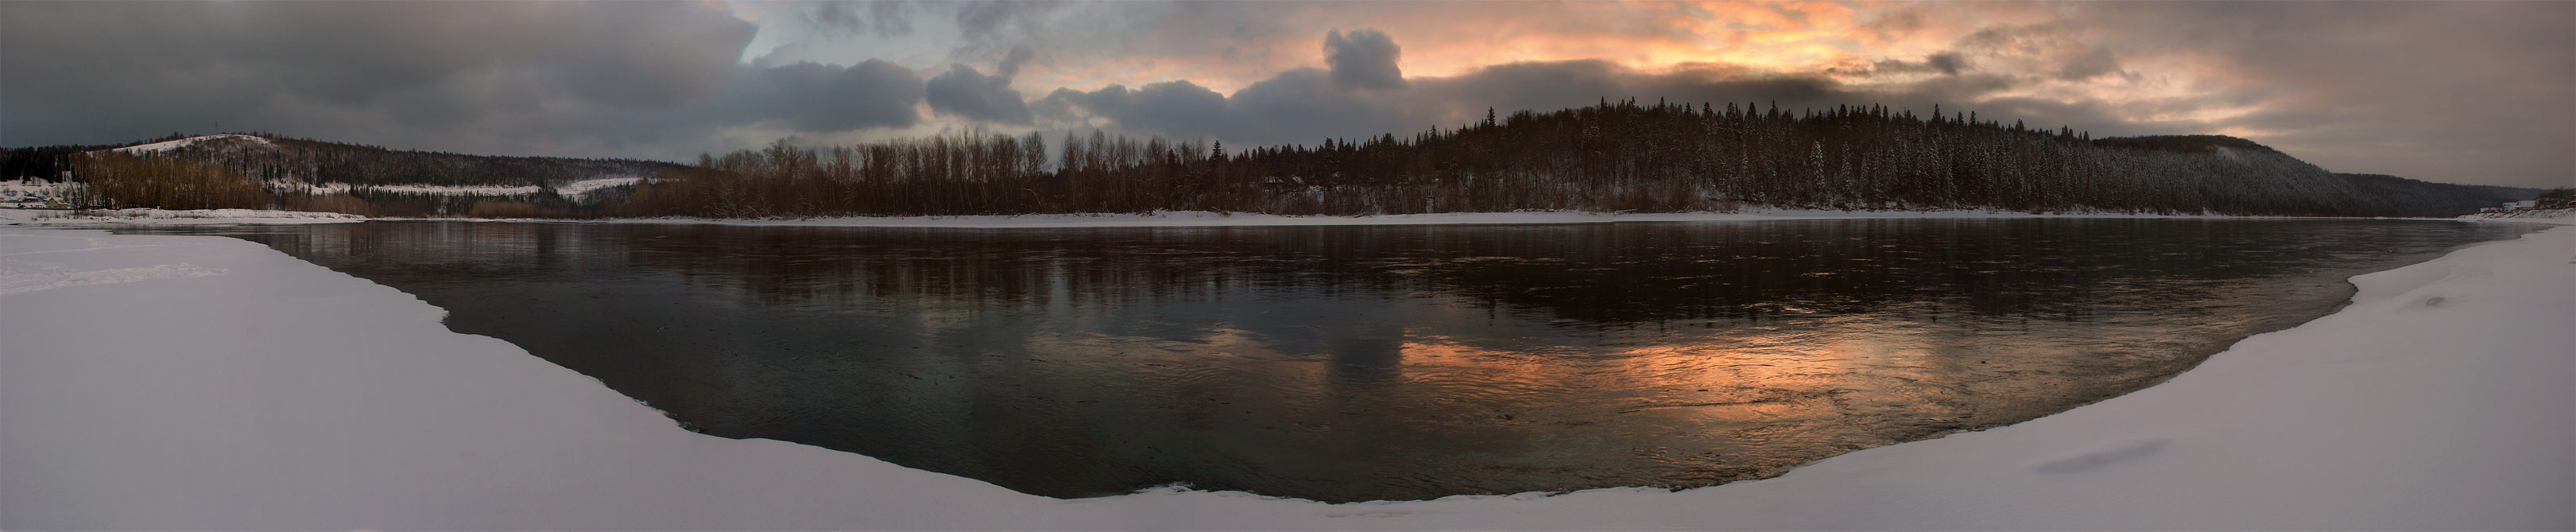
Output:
2 1 2569 188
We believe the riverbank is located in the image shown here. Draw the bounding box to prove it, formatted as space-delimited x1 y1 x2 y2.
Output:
2466 207 2576 224
2 207 2346 229
583 208 2326 228
2 223 2567 530
0 208 366 225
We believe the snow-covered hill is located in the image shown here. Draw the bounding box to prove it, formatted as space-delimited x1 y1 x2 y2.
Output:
110 134 277 156
88 134 677 207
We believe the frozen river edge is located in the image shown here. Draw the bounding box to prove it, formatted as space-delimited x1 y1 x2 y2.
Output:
1 222 2568 530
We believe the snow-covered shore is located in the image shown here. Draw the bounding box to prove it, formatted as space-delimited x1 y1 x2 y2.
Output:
1 223 2568 530
494 208 2318 228
0 206 2431 229
2466 208 2576 225
0 208 366 226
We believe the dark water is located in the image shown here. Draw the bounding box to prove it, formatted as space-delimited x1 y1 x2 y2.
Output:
129 219 2531 503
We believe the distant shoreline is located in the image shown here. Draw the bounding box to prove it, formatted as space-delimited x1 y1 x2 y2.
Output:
4 207 2513 228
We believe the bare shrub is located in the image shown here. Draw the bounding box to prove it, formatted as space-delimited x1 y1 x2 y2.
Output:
285 194 377 216
73 151 268 210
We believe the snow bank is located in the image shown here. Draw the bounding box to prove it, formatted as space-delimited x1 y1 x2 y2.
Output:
593 208 2289 229
0 208 367 225
2 225 2567 530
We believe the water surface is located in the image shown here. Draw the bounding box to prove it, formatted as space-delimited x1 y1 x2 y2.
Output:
133 219 2532 503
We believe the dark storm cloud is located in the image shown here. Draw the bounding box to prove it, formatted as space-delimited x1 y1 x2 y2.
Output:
927 64 1035 124
1033 80 1230 135
1228 68 1410 142
997 46 1036 77
1323 29 1405 90
734 60 926 131
1831 52 1967 78
0 2 925 159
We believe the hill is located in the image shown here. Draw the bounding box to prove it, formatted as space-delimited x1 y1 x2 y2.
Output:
54 133 682 215
2334 173 2540 217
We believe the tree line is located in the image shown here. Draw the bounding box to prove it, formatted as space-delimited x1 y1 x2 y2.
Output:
629 99 2527 219
32 99 2535 217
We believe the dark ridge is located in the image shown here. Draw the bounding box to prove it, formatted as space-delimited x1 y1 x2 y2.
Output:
2335 173 2542 216
2090 134 2283 154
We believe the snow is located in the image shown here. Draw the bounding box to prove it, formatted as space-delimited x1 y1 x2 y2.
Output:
2466 208 2576 225
551 176 645 200
0 208 367 225
275 177 640 200
0 179 79 208
108 134 276 155
1 223 2567 530
0 179 74 198
296 181 546 196
587 208 2307 228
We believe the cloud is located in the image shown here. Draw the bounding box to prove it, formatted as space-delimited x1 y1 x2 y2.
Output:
997 45 1036 77
799 1 914 38
927 64 1033 124
1034 80 1230 136
1031 29 2140 149
1858 10 1923 42
1324 29 1405 89
732 60 925 131
1948 22 2132 83
1832 52 1967 78
0 2 937 160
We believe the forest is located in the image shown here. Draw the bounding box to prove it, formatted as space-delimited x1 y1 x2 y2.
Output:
27 99 2537 218
629 99 2531 219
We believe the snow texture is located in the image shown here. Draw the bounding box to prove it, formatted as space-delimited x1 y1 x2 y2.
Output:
1 224 2569 530
272 177 638 199
2466 208 2576 225
550 176 646 200
109 134 276 155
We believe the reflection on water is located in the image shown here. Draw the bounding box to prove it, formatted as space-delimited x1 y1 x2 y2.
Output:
136 219 2531 503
